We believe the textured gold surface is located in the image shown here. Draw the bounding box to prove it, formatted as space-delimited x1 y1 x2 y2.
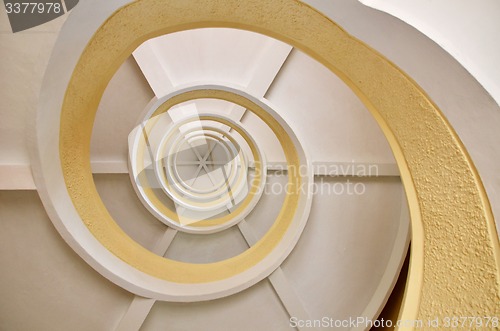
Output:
59 0 499 323
62 84 302 283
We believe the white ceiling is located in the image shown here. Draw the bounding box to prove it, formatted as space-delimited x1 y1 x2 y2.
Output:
360 0 500 107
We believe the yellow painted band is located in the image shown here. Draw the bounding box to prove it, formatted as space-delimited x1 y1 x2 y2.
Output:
59 0 499 320
63 87 300 282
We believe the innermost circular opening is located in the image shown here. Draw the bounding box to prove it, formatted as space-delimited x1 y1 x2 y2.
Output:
172 134 235 194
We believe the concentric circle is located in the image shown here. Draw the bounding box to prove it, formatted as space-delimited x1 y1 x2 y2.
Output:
168 130 240 197
130 110 269 233
154 115 251 212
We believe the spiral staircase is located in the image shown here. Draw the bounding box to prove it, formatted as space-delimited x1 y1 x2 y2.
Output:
1 1 499 331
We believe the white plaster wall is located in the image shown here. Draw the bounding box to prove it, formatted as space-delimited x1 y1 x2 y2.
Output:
281 177 404 329
265 49 395 164
134 28 285 97
0 191 133 331
0 10 66 165
359 0 500 107
137 176 405 330
90 58 154 164
142 279 293 331
93 174 167 250
305 0 500 234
